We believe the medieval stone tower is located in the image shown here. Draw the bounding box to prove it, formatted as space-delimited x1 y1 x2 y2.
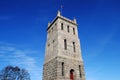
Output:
43 11 86 80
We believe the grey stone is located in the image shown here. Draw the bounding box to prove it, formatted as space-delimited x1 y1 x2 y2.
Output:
43 11 86 80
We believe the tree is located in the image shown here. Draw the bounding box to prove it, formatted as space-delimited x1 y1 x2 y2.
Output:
0 65 31 80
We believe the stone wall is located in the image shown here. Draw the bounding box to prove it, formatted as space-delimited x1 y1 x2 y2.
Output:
43 56 85 80
43 13 86 80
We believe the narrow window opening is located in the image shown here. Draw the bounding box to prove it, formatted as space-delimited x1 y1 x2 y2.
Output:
62 62 64 76
73 42 76 52
55 23 57 26
48 30 50 34
53 40 54 49
51 27 53 31
67 25 69 32
61 23 63 30
48 43 50 47
53 40 55 43
73 28 75 35
64 39 67 50
79 65 82 78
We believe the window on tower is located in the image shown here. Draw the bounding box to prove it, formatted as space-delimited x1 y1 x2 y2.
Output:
73 28 75 35
48 43 50 47
55 23 57 26
61 23 63 30
73 42 76 52
62 62 64 76
79 65 82 78
67 25 70 32
64 39 67 50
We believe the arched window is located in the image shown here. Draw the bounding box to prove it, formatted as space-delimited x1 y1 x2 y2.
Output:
62 62 64 76
61 23 63 30
64 39 67 50
67 25 70 32
79 65 82 78
73 42 76 52
73 28 75 35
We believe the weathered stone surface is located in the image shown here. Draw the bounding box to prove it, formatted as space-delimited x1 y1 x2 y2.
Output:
43 11 86 80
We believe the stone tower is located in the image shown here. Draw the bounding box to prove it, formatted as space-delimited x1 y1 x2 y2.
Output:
43 11 86 80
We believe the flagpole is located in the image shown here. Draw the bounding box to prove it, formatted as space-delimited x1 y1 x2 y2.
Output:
59 0 63 15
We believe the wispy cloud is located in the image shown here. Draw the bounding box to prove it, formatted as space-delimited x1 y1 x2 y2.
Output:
0 42 42 80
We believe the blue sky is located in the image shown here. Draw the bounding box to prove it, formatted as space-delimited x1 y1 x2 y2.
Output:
0 0 120 80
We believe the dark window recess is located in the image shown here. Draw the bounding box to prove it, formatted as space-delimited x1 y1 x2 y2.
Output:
48 43 50 47
62 62 64 76
48 30 50 34
64 39 67 50
79 65 82 78
67 25 70 32
61 23 63 30
73 28 75 35
73 42 76 52
53 40 55 43
52 27 53 31
55 23 57 26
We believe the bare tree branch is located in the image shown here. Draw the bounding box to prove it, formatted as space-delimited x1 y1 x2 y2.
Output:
0 65 31 80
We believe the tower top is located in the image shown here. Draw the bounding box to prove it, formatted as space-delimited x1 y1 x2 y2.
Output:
73 18 77 24
57 10 61 16
47 11 78 30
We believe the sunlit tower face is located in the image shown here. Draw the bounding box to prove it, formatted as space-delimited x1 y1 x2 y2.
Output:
43 11 86 80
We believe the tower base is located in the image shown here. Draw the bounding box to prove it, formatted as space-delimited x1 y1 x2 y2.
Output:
43 56 86 80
